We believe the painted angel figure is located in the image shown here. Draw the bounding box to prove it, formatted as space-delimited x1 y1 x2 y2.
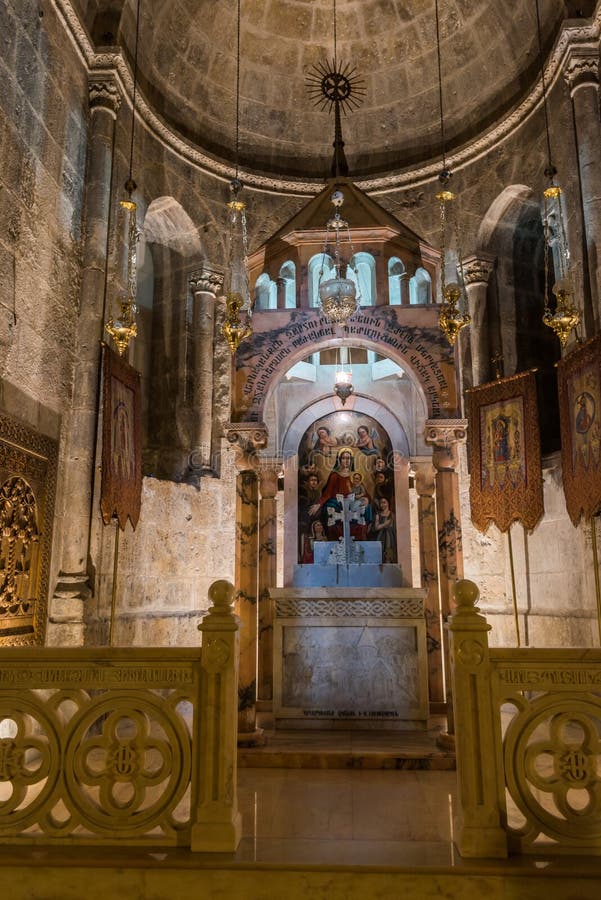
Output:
355 424 380 456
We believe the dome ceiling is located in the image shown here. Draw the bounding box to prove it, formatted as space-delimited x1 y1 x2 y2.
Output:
105 0 579 180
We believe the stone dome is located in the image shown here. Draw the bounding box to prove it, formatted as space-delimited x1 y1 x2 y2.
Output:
97 1 588 179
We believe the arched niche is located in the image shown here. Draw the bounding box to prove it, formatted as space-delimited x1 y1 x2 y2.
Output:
279 260 297 309
143 196 204 479
281 394 413 587
388 257 405 305
409 267 432 305
255 272 277 310
477 183 560 451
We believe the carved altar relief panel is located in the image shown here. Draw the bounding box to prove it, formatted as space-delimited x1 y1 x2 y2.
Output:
0 414 58 645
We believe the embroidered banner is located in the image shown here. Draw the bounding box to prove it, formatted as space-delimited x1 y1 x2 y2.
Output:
100 344 142 530
557 334 601 525
467 371 543 533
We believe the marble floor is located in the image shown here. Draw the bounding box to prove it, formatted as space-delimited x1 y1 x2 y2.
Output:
234 766 466 871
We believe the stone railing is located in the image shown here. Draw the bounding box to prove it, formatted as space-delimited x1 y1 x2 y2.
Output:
0 580 241 851
449 580 601 858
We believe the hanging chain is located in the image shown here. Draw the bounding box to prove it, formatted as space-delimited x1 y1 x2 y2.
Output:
534 0 554 177
126 0 142 192
235 0 241 180
434 0 447 172
439 195 447 298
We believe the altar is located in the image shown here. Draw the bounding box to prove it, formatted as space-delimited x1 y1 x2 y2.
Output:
271 586 429 730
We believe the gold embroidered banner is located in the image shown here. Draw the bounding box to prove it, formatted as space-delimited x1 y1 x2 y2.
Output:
557 334 601 525
467 371 543 533
101 344 142 530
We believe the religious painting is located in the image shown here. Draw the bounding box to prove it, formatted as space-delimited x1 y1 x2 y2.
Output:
468 371 543 533
0 413 58 646
558 334 601 524
297 410 396 563
100 344 142 530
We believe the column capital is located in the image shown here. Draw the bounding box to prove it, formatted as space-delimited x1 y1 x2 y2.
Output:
462 254 495 286
424 419 468 448
226 423 268 471
88 74 122 117
425 419 467 471
189 266 224 297
563 43 599 94
258 457 283 499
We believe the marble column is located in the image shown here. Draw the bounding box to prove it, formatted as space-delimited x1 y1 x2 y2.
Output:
424 419 468 739
462 255 495 387
184 267 224 487
564 44 601 332
414 461 444 709
227 424 268 742
257 459 281 703
276 277 286 310
50 75 122 645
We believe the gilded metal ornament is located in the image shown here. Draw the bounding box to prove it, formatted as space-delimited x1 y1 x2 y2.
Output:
105 198 139 357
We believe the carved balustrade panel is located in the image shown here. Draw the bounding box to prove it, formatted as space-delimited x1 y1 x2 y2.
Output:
491 650 601 854
0 651 200 845
0 415 58 646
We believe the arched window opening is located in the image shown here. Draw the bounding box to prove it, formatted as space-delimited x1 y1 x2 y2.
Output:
388 257 405 305
308 253 335 308
349 252 376 306
409 267 432 305
279 260 297 309
254 272 277 310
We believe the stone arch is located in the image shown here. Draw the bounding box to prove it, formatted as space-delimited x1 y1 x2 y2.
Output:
143 196 204 479
255 331 433 429
388 257 405 305
254 273 277 310
279 260 296 309
409 267 432 305
350 251 377 306
477 184 560 450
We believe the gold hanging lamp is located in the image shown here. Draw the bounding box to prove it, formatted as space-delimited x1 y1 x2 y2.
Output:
105 0 142 357
433 0 470 346
535 0 579 347
221 0 253 354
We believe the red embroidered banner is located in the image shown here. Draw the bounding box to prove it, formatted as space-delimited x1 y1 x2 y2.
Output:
100 344 142 530
557 334 601 525
467 371 543 533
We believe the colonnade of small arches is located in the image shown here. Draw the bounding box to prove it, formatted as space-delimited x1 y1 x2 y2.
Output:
253 252 433 310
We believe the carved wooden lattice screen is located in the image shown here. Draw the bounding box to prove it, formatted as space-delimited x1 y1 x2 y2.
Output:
0 414 58 646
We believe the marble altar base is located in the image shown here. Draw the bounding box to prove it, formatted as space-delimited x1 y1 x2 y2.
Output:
271 588 429 731
292 563 403 588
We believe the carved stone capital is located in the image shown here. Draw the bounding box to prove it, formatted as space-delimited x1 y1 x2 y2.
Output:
189 266 225 297
226 423 269 471
424 419 468 449
462 254 495 287
88 74 122 117
425 419 467 471
564 44 599 94
258 457 283 499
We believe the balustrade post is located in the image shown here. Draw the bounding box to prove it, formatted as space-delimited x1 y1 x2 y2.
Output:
448 579 507 858
192 579 242 852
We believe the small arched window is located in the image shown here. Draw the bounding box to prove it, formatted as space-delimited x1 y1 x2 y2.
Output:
349 252 376 306
254 273 277 310
308 253 335 308
279 260 297 309
409 267 432 305
388 257 405 305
